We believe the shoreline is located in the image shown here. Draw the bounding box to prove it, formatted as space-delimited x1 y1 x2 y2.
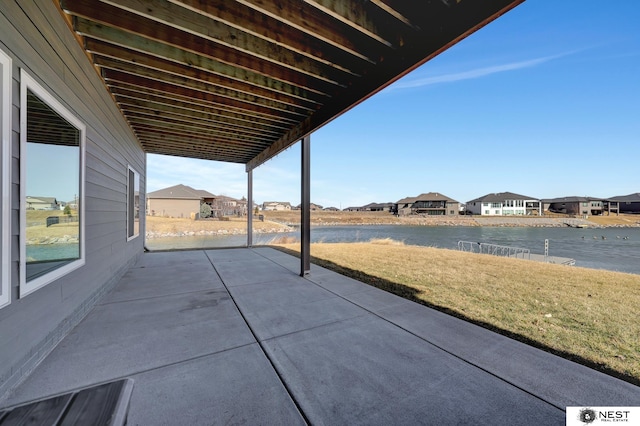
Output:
265 217 640 229
145 216 640 239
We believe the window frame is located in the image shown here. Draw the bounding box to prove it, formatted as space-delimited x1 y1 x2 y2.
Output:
127 165 140 241
19 70 86 297
0 49 11 308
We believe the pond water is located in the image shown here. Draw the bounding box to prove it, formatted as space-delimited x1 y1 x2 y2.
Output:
146 225 640 275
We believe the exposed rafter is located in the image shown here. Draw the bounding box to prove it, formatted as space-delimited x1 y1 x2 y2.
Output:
55 0 524 169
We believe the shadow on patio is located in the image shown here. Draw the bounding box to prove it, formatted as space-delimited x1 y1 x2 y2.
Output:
2 248 638 424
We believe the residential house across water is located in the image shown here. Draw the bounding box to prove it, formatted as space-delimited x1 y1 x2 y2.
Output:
466 192 542 216
393 192 460 216
147 184 213 218
262 201 292 211
543 196 607 216
25 196 59 211
608 193 640 214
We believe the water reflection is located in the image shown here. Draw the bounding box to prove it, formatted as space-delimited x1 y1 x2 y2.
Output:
25 90 80 281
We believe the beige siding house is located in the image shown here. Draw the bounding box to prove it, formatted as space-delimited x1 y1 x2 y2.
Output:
147 184 214 218
262 201 292 211
25 196 59 211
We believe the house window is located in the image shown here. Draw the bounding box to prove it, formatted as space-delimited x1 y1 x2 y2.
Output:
127 166 140 240
491 203 501 208
20 71 85 297
0 49 11 308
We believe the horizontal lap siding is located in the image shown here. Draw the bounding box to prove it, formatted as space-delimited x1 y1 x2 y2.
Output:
0 1 145 400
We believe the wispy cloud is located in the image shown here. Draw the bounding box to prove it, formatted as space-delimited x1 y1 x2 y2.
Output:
389 50 579 91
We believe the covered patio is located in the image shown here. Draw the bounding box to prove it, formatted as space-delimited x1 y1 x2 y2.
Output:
4 1 640 423
2 247 638 424
53 0 531 275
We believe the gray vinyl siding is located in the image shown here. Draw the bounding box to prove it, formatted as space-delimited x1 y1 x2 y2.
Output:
0 1 146 399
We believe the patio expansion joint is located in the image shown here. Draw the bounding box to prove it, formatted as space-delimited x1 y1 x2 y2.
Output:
206 250 311 426
0 341 261 410
256 250 568 414
256 312 371 344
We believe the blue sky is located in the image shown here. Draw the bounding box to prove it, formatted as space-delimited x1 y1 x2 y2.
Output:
147 1 640 209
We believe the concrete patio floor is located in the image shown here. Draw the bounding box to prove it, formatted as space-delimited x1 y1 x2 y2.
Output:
2 247 639 425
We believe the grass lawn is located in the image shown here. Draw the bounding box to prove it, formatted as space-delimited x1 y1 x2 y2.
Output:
26 210 79 241
146 215 292 234
275 239 640 386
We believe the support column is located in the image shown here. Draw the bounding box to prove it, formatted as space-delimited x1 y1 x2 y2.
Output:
247 169 253 248
300 135 311 276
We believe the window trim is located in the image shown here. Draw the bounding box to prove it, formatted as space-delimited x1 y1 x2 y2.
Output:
19 70 86 297
126 165 140 241
0 49 11 308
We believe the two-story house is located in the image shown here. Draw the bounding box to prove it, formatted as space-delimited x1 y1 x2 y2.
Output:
466 192 541 216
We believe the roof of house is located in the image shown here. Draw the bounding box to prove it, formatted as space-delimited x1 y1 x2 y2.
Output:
414 192 459 203
542 196 605 203
263 201 292 206
26 196 58 204
467 192 539 203
147 184 215 200
194 189 216 199
395 196 417 204
361 202 393 209
609 193 640 202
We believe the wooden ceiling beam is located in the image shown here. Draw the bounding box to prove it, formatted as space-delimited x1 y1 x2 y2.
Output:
169 0 377 68
107 80 299 126
119 104 283 139
141 143 251 163
369 0 421 30
135 131 267 154
371 0 456 32
137 134 265 157
74 17 326 100
133 122 269 143
62 0 349 89
131 122 270 149
101 69 307 122
124 113 277 145
85 37 326 110
94 56 313 117
303 0 413 47
109 85 293 129
138 136 261 154
105 0 366 76
236 0 388 62
114 96 287 135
